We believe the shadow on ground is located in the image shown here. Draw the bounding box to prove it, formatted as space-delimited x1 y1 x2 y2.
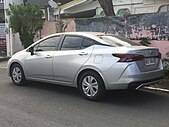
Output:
18 81 168 106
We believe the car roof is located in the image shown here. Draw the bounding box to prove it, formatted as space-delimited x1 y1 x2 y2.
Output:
27 32 112 49
43 32 111 43
45 32 107 38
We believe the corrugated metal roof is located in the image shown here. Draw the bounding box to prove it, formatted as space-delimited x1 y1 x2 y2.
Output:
27 0 73 8
53 0 87 15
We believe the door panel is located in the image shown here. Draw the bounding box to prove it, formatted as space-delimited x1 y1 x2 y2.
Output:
53 47 94 82
25 35 61 80
25 51 55 80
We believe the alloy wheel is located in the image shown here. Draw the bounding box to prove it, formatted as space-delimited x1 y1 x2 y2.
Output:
82 76 99 97
12 66 22 83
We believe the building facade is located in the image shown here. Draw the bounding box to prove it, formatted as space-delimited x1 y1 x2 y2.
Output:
0 0 5 54
4 0 23 56
53 0 169 18
3 0 169 58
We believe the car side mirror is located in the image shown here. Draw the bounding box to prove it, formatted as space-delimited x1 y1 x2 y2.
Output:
29 47 34 55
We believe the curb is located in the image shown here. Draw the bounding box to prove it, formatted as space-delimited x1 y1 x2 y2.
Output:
144 86 169 93
0 57 10 62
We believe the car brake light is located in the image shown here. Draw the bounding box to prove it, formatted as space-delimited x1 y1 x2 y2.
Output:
112 54 144 62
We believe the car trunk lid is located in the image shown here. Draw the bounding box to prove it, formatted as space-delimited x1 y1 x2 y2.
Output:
131 47 161 72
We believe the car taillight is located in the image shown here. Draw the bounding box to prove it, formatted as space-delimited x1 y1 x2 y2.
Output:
112 54 144 62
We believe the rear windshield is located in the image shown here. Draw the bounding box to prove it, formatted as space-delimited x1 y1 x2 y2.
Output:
98 35 140 47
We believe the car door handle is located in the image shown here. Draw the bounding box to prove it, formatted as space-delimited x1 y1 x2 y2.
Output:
45 55 52 59
79 52 88 56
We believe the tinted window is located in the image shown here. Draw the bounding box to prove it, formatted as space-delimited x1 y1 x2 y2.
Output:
35 36 61 51
81 38 93 49
100 35 140 46
61 36 83 50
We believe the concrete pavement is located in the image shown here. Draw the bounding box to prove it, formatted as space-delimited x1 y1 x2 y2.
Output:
0 67 169 127
0 54 8 68
0 57 9 62
0 60 7 69
0 53 9 62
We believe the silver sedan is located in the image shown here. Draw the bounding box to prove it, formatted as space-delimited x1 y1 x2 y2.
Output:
7 32 163 101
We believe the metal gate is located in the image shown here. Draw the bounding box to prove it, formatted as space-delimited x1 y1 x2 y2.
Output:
0 23 6 54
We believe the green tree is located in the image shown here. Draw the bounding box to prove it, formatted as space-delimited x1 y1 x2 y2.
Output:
7 3 44 48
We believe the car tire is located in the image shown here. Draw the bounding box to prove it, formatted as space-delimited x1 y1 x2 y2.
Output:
11 63 26 86
78 71 106 101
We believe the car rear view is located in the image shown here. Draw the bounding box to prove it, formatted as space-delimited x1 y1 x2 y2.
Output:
98 35 164 90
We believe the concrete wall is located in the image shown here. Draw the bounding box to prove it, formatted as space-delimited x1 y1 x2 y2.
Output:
13 33 24 53
4 0 23 56
74 12 169 59
39 12 169 59
41 21 56 38
75 12 169 40
41 19 76 37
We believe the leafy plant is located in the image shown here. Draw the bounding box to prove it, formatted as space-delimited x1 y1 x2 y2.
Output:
7 3 44 48
163 52 169 78
162 59 169 78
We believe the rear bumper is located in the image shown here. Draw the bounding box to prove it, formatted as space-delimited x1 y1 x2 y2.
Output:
128 77 163 89
102 62 164 90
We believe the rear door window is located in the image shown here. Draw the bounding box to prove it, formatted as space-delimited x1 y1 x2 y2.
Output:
81 38 93 49
61 36 83 50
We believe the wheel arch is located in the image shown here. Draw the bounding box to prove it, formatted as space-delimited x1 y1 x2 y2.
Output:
9 61 24 76
76 68 106 88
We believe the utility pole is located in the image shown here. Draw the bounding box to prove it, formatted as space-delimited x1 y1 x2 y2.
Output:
48 0 62 32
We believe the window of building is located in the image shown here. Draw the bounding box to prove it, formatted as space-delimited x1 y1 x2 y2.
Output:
158 5 169 12
117 8 131 16
100 11 106 17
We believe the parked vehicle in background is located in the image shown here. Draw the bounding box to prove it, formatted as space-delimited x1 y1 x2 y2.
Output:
0 38 6 54
7 32 164 101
